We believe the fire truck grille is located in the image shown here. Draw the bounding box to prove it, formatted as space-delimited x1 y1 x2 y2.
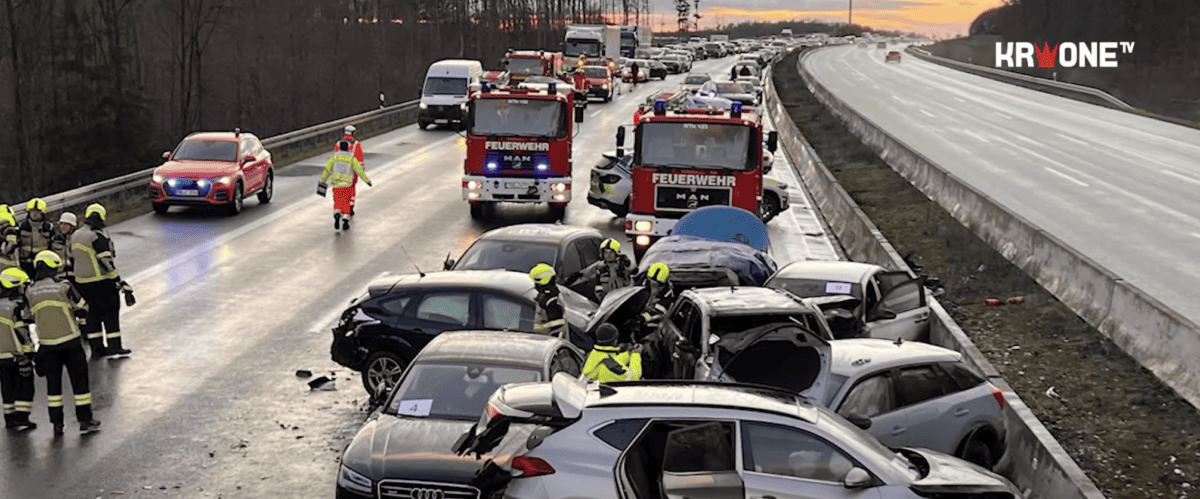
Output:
654 185 732 212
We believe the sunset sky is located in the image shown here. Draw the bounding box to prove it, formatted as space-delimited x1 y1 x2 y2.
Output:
640 0 1007 38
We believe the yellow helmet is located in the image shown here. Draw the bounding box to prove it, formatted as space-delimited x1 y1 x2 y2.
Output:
0 204 14 226
0 267 29 289
647 262 670 283
34 250 62 269
529 263 556 285
600 238 621 254
85 203 107 222
26 198 47 213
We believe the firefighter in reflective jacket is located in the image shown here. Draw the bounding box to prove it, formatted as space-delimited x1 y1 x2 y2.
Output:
583 323 642 383
18 198 58 276
0 205 19 272
71 204 132 358
0 268 36 430
319 141 373 231
25 251 100 435
529 263 568 339
638 262 675 330
568 238 633 302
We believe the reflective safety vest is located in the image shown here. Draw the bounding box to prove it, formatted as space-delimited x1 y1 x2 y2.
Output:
18 219 55 265
595 259 632 301
0 223 18 270
0 296 33 359
320 152 370 188
70 225 119 284
51 232 72 279
25 277 85 347
583 345 642 382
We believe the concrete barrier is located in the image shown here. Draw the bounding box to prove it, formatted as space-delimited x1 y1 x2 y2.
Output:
795 47 1200 412
767 48 1107 499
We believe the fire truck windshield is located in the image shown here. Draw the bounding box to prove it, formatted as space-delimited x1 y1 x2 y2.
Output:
581 67 609 78
471 99 566 138
564 40 600 57
638 122 753 171
506 58 545 75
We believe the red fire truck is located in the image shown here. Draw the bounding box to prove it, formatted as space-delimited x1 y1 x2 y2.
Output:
502 50 566 85
462 81 585 220
620 100 778 259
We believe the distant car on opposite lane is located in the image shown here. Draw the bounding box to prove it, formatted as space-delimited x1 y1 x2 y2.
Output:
886 51 902 63
150 130 274 215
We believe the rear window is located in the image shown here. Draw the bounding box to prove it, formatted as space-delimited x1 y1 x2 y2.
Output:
685 75 710 84
454 240 560 273
387 363 541 420
172 139 237 162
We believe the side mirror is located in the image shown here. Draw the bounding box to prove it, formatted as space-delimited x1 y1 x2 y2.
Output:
767 131 779 152
869 308 897 322
843 467 873 489
844 413 872 430
243 155 255 164
162 151 172 160
443 258 456 270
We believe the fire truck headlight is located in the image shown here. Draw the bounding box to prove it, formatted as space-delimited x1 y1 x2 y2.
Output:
551 182 568 192
635 236 651 247
468 192 480 199
486 162 498 171
466 181 482 190
553 194 565 201
634 220 653 232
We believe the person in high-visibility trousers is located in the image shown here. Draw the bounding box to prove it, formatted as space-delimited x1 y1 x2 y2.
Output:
529 263 568 339
0 205 19 272
319 140 373 231
25 251 100 435
0 268 36 430
70 204 132 359
17 198 58 276
583 323 642 383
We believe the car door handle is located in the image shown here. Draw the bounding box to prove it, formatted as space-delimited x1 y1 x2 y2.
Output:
954 407 970 417
890 426 906 436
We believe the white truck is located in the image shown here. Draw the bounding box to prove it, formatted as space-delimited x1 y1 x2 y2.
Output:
565 25 620 65
781 28 793 37
710 33 729 42
620 25 652 57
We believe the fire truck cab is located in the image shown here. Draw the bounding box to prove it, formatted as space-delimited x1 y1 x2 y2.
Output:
462 82 585 221
620 99 778 259
501 50 566 85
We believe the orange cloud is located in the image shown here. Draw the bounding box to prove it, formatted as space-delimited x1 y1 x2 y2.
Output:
691 1 1005 37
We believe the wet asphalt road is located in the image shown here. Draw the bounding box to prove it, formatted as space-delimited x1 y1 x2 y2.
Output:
0 55 837 498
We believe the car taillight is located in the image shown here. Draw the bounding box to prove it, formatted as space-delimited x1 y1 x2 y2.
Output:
511 456 555 477
625 220 633 231
992 387 1005 409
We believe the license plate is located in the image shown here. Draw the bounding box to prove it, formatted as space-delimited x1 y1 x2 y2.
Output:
434 119 448 124
176 189 199 196
504 182 531 189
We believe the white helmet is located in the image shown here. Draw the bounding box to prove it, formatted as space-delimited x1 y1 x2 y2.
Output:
58 212 77 226
343 125 356 136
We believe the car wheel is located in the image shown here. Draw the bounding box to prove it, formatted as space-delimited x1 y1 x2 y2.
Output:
418 120 429 130
760 192 781 224
612 197 630 218
152 202 169 215
960 430 997 470
227 182 244 216
549 203 567 222
257 170 274 204
469 202 483 220
362 351 408 398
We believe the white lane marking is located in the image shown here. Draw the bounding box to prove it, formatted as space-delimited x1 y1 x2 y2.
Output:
1055 133 1090 147
960 129 991 143
893 97 915 106
918 109 935 117
590 109 603 118
125 134 460 287
1161 169 1200 187
1043 167 1089 187
308 271 390 334
1192 233 1200 240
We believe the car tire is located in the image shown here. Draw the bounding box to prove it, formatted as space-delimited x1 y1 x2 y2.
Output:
226 182 244 216
469 202 483 220
418 120 429 130
549 203 567 222
152 202 169 215
256 170 273 204
960 430 997 470
612 197 630 218
362 351 408 398
760 192 781 224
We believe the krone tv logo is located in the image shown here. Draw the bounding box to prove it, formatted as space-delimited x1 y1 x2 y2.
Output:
995 42 1135 68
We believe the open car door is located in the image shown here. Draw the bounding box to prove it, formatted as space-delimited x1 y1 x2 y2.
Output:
864 271 929 341
661 422 744 499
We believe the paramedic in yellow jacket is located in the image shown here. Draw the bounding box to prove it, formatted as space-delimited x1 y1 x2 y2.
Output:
319 140 373 231
583 323 642 383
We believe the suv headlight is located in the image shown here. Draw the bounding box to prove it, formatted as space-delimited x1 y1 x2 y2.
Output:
212 176 233 185
152 173 166 183
419 102 428 109
337 465 373 495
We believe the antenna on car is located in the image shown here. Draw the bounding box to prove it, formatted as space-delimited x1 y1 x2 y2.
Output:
398 245 425 278
894 336 903 346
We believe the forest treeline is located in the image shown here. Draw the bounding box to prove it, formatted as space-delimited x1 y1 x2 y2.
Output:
968 0 1200 119
0 0 655 201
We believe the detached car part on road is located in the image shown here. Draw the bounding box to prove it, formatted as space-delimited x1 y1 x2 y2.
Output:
454 375 1023 499
336 331 584 499
150 130 274 216
329 270 596 397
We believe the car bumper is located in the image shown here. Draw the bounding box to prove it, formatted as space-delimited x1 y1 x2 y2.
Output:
587 193 626 213
587 86 612 97
419 105 464 123
463 175 572 204
626 214 677 239
149 180 236 206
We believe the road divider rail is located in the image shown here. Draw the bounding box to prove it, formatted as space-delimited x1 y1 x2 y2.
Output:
768 47 1107 499
11 100 421 221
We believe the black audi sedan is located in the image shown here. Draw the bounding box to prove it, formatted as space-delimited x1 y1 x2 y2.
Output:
335 331 584 499
330 270 596 398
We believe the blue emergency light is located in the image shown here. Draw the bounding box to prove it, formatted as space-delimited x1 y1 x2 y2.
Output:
481 81 490 92
730 101 743 117
548 82 557 93
653 99 666 115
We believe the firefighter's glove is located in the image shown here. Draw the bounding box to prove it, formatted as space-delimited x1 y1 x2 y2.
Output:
366 181 373 187
73 308 88 320
31 354 46 377
118 281 133 293
16 356 33 377
600 357 627 375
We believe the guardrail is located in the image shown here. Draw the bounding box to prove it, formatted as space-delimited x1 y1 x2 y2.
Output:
9 100 421 221
767 47 1107 499
904 47 1135 111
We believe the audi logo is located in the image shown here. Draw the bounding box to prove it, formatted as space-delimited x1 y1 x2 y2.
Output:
409 488 446 499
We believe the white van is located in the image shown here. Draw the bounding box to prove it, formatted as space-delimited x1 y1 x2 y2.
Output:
418 59 483 130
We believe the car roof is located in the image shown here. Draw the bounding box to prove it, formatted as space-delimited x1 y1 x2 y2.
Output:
476 223 600 244
585 381 818 424
685 287 816 315
374 270 533 295
183 132 241 142
416 331 569 369
830 338 961 376
773 260 882 282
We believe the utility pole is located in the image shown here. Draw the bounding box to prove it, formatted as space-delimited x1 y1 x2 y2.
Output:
849 0 853 25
